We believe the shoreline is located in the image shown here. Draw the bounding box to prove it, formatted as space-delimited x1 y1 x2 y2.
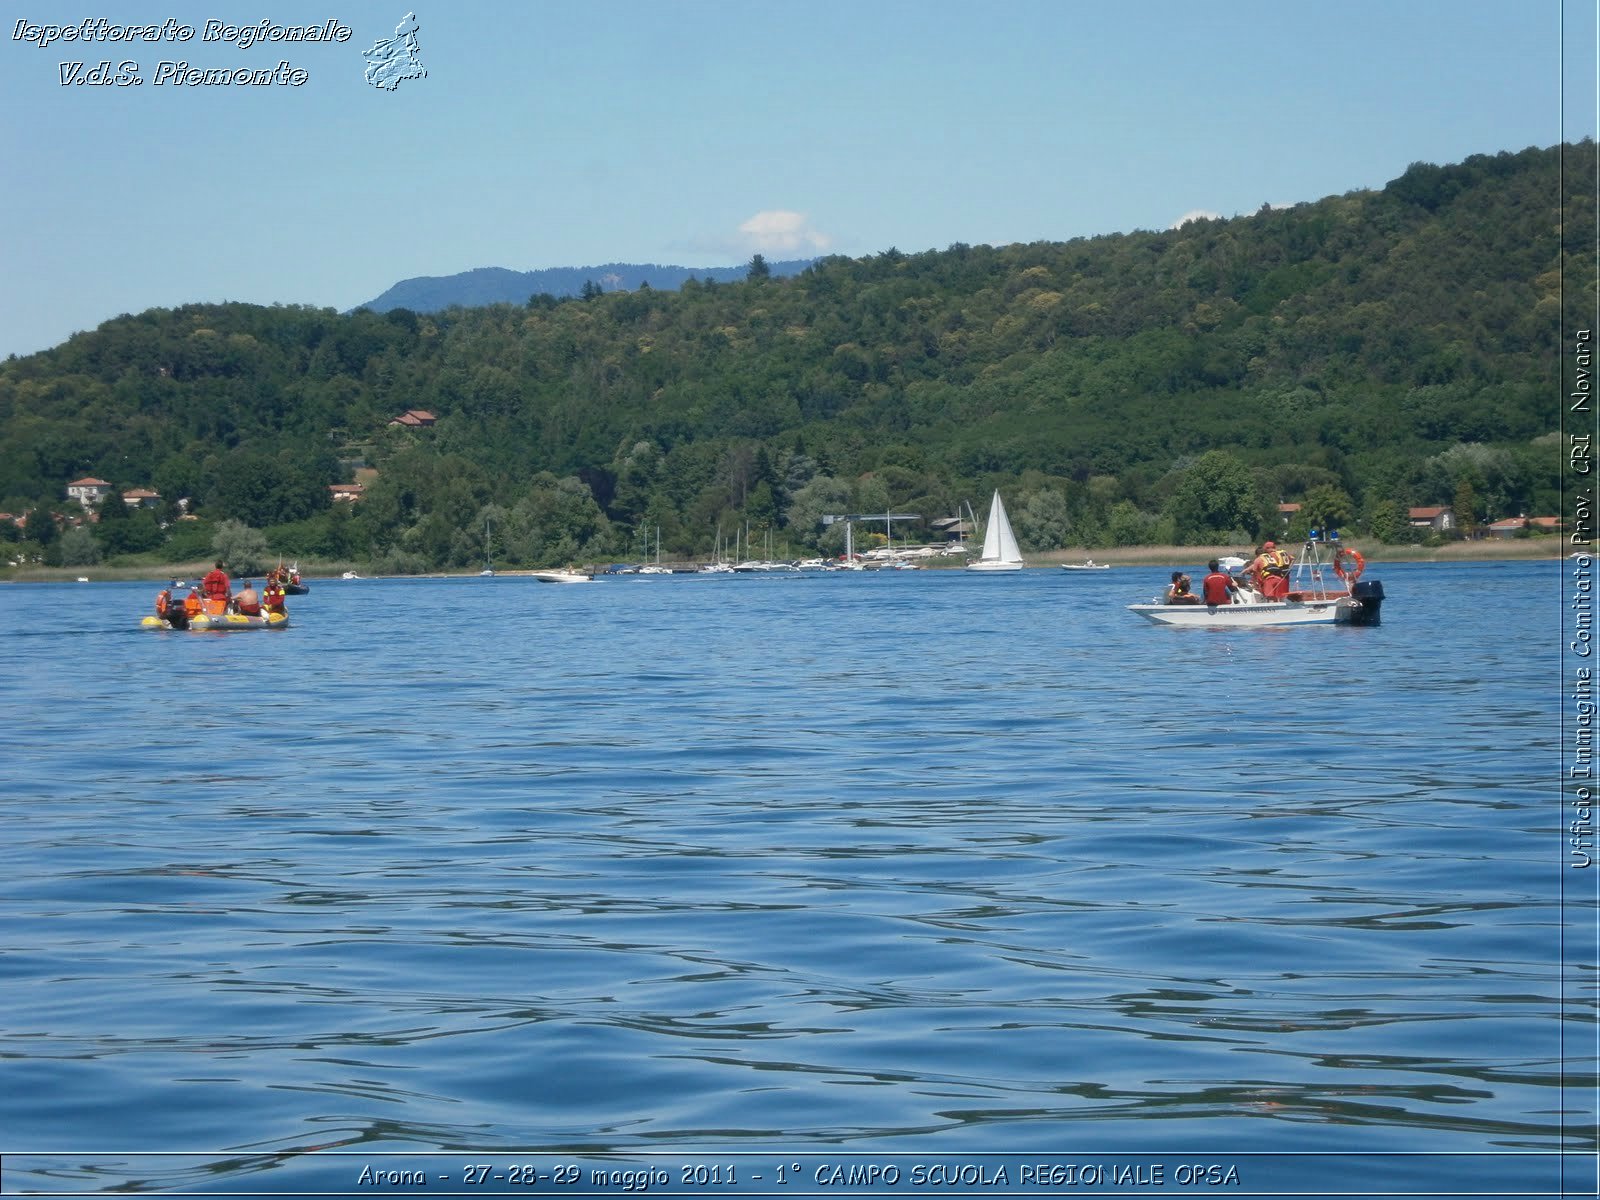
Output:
0 538 1578 584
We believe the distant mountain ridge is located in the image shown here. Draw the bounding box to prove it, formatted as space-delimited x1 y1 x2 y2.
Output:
355 260 815 313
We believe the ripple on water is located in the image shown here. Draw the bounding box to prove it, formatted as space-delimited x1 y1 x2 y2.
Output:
0 565 1581 1176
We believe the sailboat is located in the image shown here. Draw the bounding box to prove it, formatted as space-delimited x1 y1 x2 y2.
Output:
965 490 1025 572
638 526 672 574
480 516 495 576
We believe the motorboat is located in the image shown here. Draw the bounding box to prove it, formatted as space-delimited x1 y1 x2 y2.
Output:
529 569 593 584
1128 592 1368 627
1128 536 1383 627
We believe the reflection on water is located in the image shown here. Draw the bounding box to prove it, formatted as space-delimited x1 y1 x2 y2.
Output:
0 562 1588 1190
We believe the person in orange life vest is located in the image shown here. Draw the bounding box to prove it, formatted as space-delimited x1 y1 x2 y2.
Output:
155 587 191 627
183 588 203 618
1248 541 1292 599
1165 571 1202 605
263 577 286 614
1201 559 1239 605
232 579 262 616
201 560 231 611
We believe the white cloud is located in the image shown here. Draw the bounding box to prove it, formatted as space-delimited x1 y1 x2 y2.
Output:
737 210 834 255
1169 209 1223 229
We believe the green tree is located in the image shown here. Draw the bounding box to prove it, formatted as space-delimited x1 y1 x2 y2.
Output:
1014 487 1071 551
1291 483 1356 538
58 524 102 566
1362 494 1407 543
1164 451 1259 544
1107 500 1157 546
212 519 272 575
747 254 771 280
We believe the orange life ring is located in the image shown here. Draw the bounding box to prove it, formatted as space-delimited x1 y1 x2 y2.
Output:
1333 547 1365 583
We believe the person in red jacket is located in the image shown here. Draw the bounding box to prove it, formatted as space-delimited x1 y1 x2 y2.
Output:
1201 559 1239 606
201 560 231 612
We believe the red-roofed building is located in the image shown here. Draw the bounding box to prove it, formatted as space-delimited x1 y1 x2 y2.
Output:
67 478 112 508
387 409 437 428
1408 506 1455 534
330 483 365 503
122 488 160 508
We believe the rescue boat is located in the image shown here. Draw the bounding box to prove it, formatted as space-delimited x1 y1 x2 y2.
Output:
1128 534 1384 628
142 609 289 630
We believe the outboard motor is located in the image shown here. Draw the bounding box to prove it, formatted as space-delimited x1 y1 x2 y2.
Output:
1347 578 1384 626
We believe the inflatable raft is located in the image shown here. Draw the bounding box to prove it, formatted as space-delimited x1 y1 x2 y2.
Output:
142 610 289 631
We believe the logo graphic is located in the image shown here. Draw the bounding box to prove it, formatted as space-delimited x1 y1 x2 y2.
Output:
363 11 425 90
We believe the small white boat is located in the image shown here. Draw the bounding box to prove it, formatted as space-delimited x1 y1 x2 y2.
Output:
1129 539 1383 627
341 571 361 580
1060 559 1110 571
1128 594 1361 627
529 569 593 584
965 490 1025 572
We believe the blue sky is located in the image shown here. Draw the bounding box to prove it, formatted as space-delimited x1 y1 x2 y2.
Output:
0 1 1592 360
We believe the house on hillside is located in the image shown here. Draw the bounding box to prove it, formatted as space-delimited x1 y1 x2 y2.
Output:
387 409 436 428
1277 502 1301 529
66 478 112 508
930 516 974 544
122 488 160 509
329 483 365 503
1488 515 1562 538
1408 506 1455 534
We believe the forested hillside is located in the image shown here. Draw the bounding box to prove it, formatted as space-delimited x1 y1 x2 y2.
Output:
1 142 1586 572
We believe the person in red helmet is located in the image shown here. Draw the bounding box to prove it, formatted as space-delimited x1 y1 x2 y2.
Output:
1247 540 1293 599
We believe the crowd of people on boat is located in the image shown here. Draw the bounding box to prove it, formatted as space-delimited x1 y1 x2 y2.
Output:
1164 541 1292 606
1161 536 1367 607
265 563 302 590
152 561 287 626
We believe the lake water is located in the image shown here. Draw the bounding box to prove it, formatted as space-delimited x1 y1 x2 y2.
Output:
0 560 1590 1197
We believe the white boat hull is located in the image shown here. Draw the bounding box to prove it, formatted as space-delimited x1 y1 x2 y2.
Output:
1128 597 1361 626
530 570 593 584
965 560 1024 572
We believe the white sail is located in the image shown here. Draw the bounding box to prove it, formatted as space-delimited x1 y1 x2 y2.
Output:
967 490 1024 571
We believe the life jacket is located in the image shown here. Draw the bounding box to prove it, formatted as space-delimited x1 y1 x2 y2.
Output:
202 570 230 600
184 591 203 616
264 582 285 611
1261 549 1290 575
